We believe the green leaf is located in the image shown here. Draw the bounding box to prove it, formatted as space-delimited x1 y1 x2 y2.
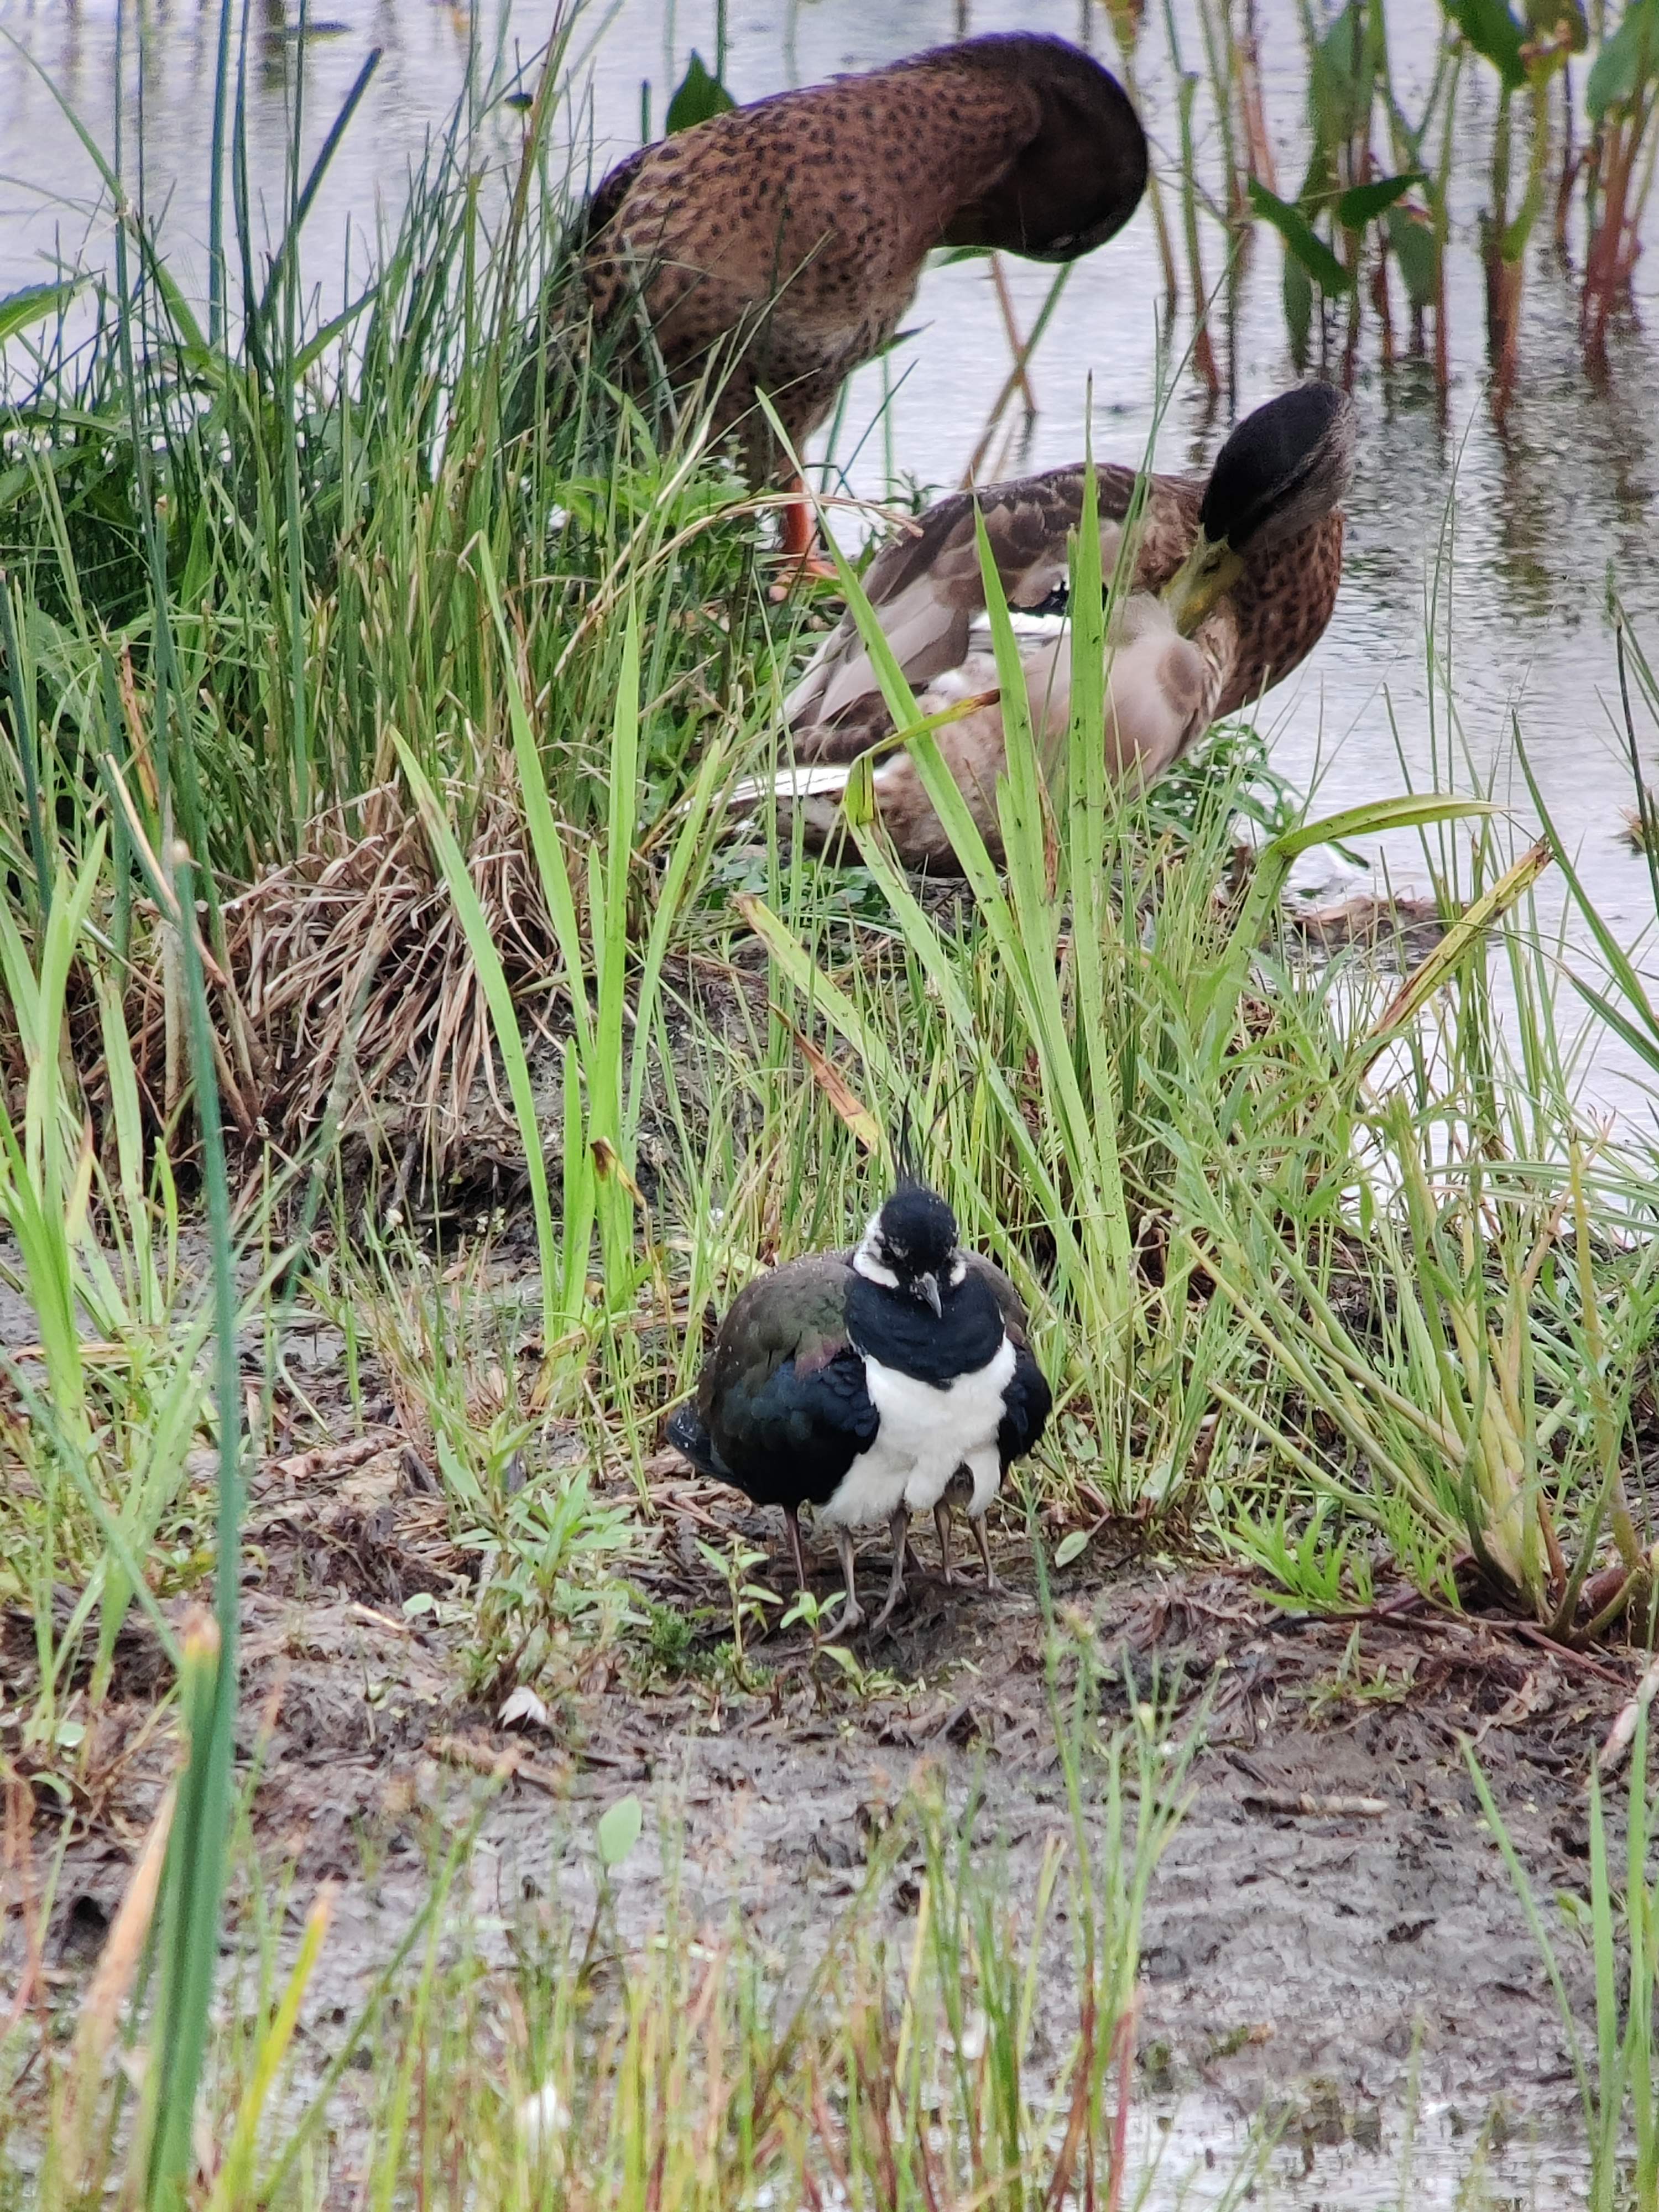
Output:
1249 178 1355 295
1053 1530 1092 1569
1310 3 1374 145
1587 0 1659 118
1528 0 1587 36
1444 0 1529 90
1337 172 1423 228
0 279 82 346
1271 792 1501 863
1283 251 1314 367
1386 202 1441 312
596 1793 643 1870
665 51 735 133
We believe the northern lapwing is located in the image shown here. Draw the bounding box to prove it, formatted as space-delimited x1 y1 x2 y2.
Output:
773 383 1356 865
583 34 1146 577
667 1181 1051 1631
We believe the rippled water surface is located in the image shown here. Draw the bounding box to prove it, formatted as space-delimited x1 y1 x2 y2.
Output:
4 0 1659 1124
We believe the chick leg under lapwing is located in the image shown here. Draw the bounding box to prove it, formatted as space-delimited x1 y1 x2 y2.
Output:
869 1505 911 1634
969 1512 1005 1595
831 1526 866 1634
782 1506 812 1598
932 1466 974 1586
933 1502 961 1586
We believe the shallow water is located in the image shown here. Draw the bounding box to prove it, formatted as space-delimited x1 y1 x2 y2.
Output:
1130 2091 1593 2209
4 0 1659 1123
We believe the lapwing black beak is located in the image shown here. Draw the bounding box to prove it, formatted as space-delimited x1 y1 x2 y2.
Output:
916 1272 942 1319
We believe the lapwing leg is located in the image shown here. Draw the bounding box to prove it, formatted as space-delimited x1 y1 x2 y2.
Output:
970 1513 1005 1595
869 1504 910 1634
933 1501 959 1585
831 1526 865 1634
783 1505 811 1598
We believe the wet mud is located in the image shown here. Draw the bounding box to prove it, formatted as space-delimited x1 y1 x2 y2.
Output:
5 1417 1629 2205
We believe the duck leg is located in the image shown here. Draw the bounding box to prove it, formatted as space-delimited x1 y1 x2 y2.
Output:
831 1526 865 1634
769 478 839 594
970 1514 1005 1595
869 1504 910 1634
783 1505 811 1597
933 1501 959 1585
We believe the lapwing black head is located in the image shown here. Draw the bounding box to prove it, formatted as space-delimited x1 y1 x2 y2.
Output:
852 1182 960 1319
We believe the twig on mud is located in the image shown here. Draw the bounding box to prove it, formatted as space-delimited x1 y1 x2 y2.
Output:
1599 1654 1659 1775
263 1434 397 1488
430 1733 570 1795
1508 1622 1632 1687
1241 1790 1389 1819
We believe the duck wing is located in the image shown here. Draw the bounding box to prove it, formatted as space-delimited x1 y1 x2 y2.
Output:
787 462 1190 764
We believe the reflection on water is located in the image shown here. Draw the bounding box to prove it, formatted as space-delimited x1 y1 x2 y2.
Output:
1129 2089 1591 2209
3 0 1659 1114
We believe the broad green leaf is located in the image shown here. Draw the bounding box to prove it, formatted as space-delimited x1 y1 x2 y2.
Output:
1337 172 1423 228
1587 0 1659 118
1249 179 1354 295
1531 0 1601 55
666 51 734 133
597 1793 644 1869
0 278 82 346
1271 793 1500 863
1311 3 1373 147
1526 0 1587 51
1386 202 1441 312
1054 1530 1092 1569
1284 251 1314 368
1444 0 1528 90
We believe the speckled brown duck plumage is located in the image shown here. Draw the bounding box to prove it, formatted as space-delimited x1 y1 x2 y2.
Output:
772 384 1356 869
583 34 1147 567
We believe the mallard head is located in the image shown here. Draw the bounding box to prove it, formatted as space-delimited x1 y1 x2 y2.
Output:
1162 383 1357 636
935 36 1149 262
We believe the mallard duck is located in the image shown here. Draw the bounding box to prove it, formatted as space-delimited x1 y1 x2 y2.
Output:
774 382 1356 867
583 34 1147 573
666 1180 1051 1633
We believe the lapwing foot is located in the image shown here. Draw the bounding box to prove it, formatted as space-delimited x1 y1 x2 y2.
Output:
868 1504 910 1634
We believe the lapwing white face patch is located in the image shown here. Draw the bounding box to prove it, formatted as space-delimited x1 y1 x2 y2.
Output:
852 1211 900 1288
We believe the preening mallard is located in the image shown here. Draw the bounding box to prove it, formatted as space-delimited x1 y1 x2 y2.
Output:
583 34 1147 573
666 1182 1051 1633
773 382 1356 867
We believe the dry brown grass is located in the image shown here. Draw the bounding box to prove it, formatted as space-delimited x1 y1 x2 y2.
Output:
96 783 572 1182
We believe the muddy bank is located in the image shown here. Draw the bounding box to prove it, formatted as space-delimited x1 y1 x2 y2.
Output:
6 1420 1626 2205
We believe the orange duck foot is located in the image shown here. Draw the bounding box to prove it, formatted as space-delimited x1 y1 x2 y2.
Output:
768 484 840 597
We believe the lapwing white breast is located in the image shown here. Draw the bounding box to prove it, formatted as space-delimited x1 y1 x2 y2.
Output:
667 1182 1051 1632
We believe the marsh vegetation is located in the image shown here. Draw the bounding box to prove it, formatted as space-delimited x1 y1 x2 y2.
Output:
4 0 1659 2204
